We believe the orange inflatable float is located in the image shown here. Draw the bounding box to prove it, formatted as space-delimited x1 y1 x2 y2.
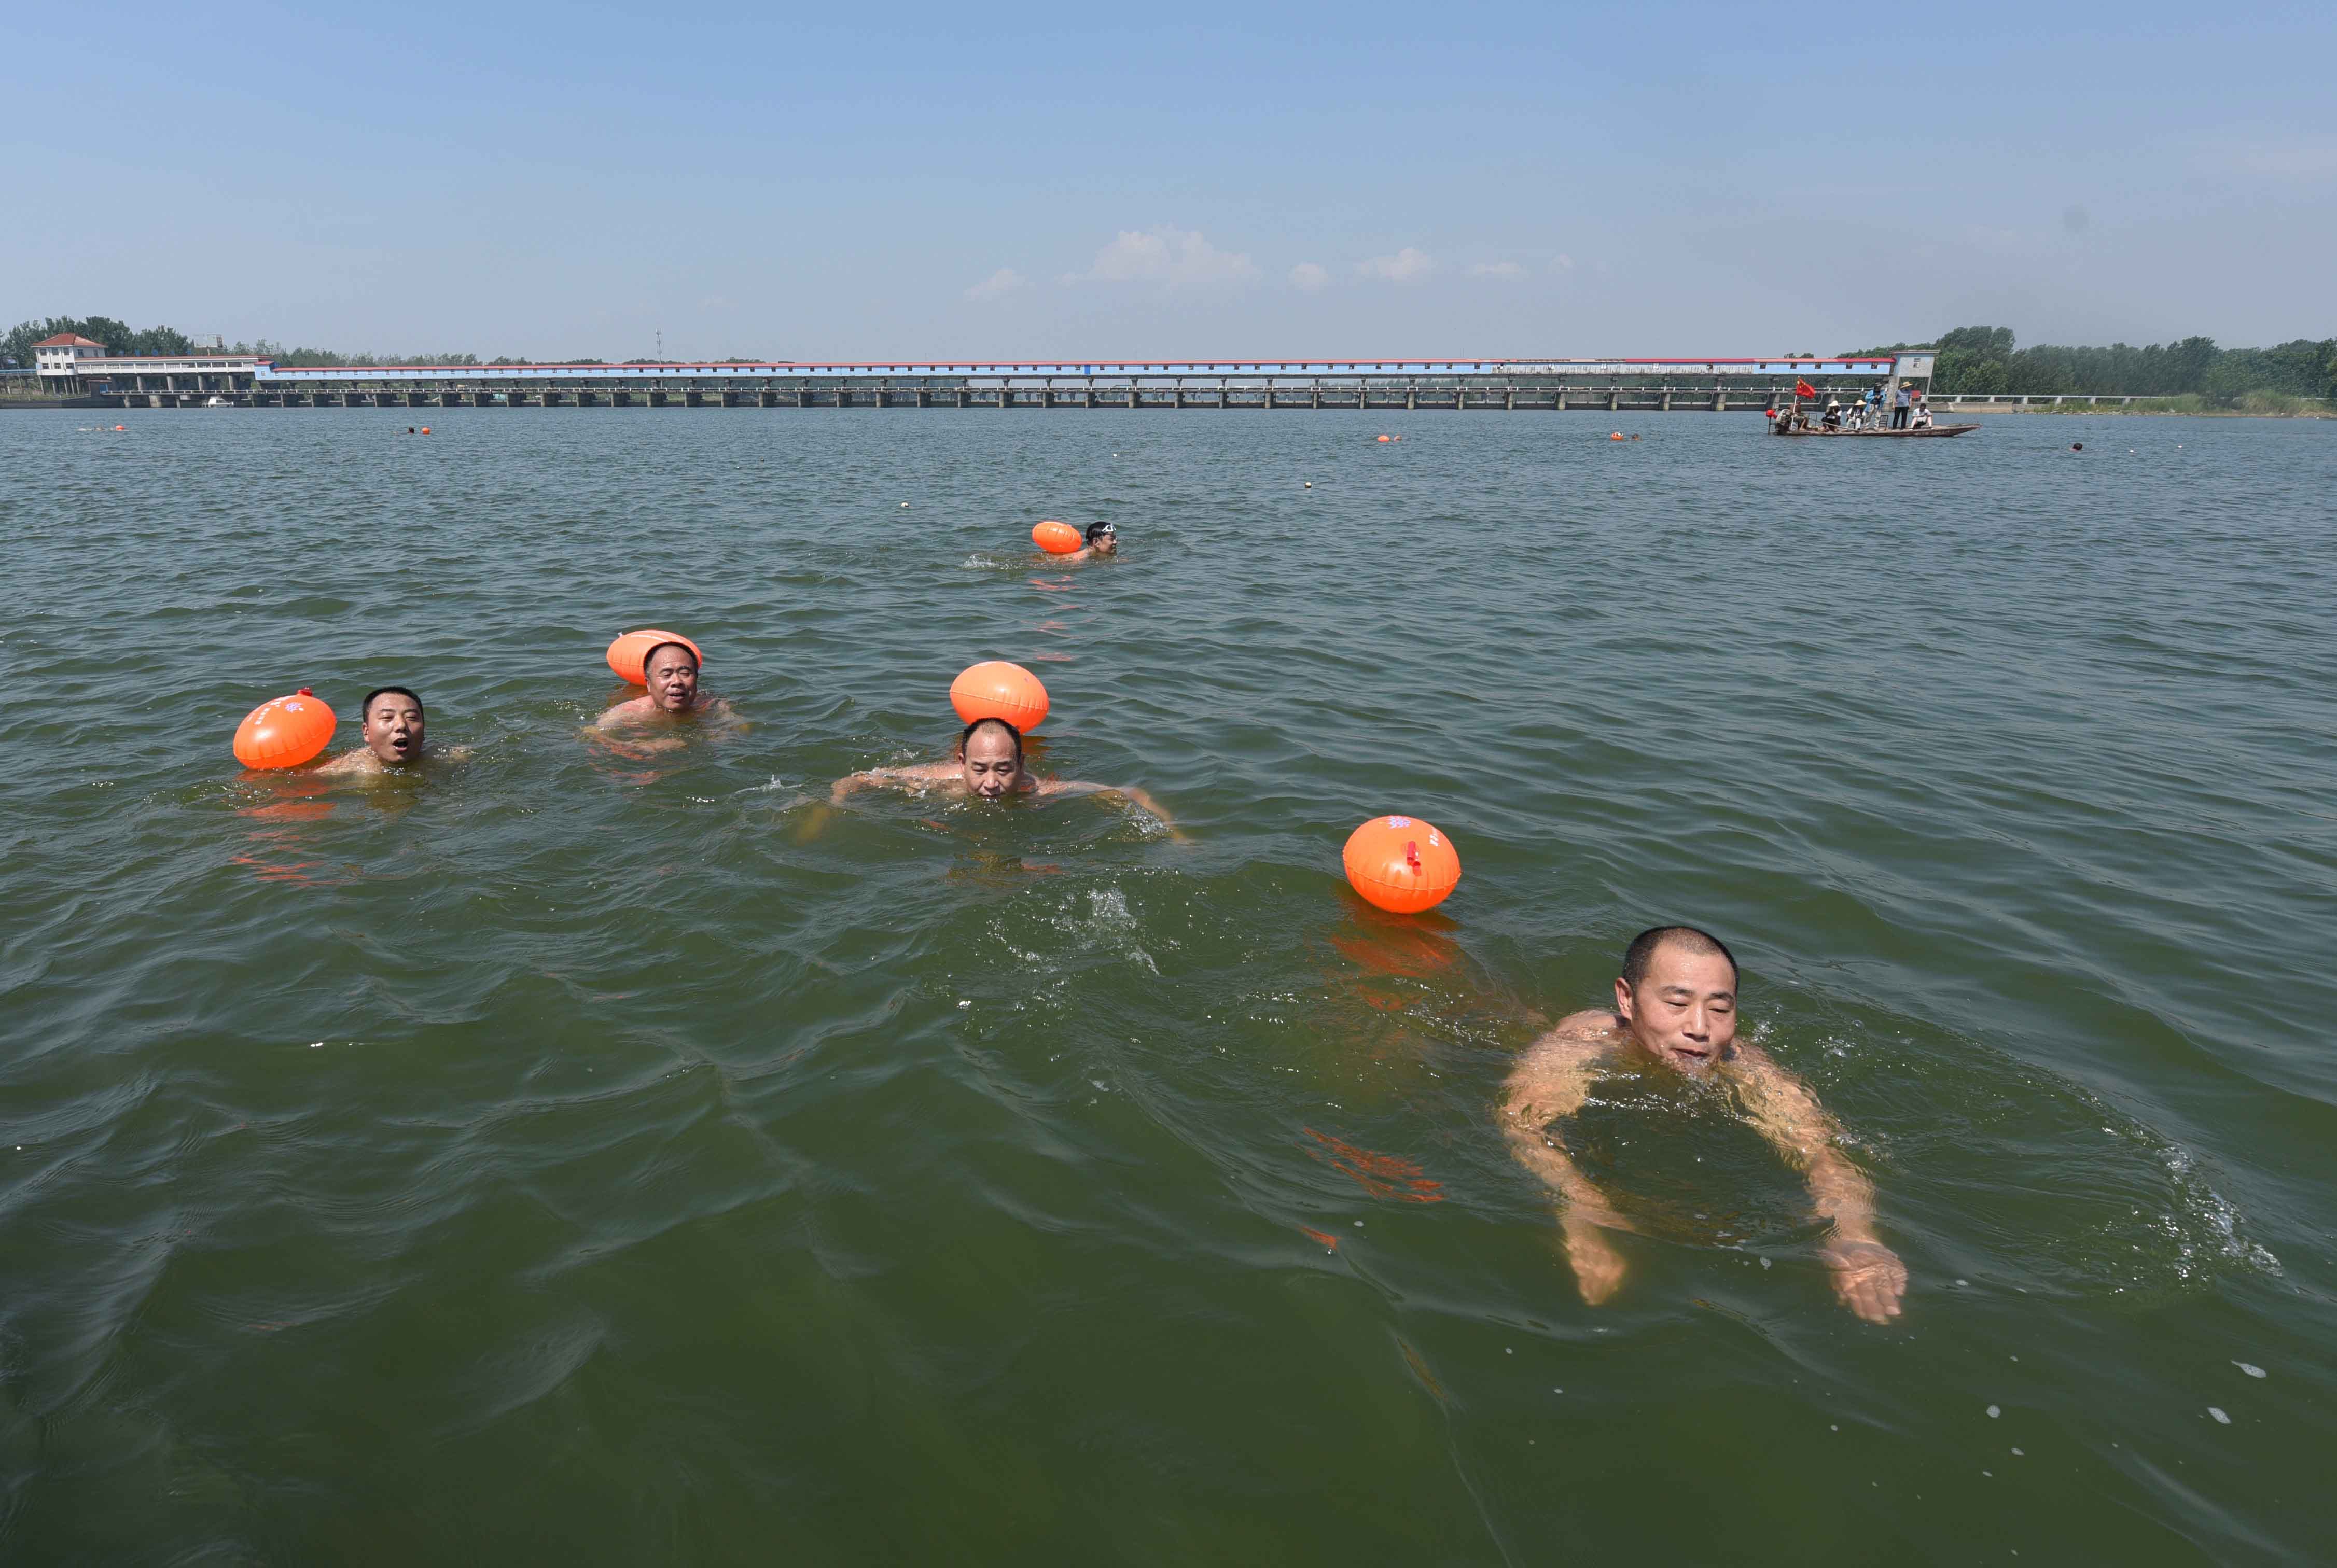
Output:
1033 519 1082 555
606 629 703 685
950 661 1049 732
233 688 337 769
1342 815 1462 913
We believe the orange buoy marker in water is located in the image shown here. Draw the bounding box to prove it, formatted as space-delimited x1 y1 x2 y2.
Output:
606 628 704 685
1033 519 1082 555
1375 434 1393 442
1609 431 1625 441
1342 815 1462 914
233 688 337 769
950 660 1049 732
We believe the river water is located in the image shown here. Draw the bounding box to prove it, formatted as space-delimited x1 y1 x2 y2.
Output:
3 406 2333 1562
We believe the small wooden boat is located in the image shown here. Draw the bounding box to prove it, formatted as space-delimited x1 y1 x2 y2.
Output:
1770 421 1979 438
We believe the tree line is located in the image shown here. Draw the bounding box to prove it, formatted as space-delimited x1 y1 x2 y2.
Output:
1 316 627 370
1852 326 2337 400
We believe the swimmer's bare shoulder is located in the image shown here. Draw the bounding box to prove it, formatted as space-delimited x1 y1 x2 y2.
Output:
595 695 658 730
1504 1011 1624 1123
314 745 471 777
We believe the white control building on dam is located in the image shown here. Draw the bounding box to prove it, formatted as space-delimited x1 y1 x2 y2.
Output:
39 340 1938 412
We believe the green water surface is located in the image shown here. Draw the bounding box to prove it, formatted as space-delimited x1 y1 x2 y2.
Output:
3 408 2333 1563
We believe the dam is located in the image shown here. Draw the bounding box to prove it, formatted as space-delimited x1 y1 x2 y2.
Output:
43 348 1937 412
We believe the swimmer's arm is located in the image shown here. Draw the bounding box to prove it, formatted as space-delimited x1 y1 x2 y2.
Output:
1501 1021 1630 1303
1733 1048 1906 1322
1041 780 1189 842
830 763 954 805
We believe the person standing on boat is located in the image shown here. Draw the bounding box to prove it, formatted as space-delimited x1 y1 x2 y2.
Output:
1865 384 1883 427
1891 384 1912 429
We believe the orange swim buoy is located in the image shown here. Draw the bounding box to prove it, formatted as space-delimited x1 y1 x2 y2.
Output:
1375 434 1392 442
1609 431 1624 441
1033 519 1082 555
950 660 1049 732
1342 815 1462 914
420 426 431 435
233 688 337 769
606 628 704 685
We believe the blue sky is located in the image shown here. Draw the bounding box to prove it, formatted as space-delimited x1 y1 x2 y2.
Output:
8 2 2331 360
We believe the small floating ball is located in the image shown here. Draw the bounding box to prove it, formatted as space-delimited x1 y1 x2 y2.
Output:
234 688 337 769
951 660 1049 731
1033 519 1082 555
1609 431 1624 441
1342 815 1461 913
1375 434 1392 443
607 628 703 685
420 427 431 435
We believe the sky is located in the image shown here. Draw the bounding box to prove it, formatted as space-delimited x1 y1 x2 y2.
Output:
7 2 2332 361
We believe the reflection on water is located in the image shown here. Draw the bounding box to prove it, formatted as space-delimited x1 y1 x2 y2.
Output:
2 408 2333 1560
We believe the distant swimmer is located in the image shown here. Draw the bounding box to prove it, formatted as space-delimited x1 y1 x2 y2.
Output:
829 716 1183 838
593 640 739 752
316 687 462 775
1061 521 1118 563
1499 926 1907 1323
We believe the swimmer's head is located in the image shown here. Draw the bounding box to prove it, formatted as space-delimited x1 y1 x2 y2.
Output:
1614 925 1740 1076
358 685 425 764
642 642 699 712
955 717 1025 800
1085 520 1117 555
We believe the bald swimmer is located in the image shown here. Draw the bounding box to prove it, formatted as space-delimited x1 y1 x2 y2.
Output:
1500 926 1907 1323
829 717 1183 839
316 687 463 775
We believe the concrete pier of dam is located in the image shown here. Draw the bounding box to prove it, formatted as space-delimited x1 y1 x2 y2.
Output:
63 356 1939 412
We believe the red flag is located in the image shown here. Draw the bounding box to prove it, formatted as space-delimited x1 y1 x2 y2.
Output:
1795 379 1818 399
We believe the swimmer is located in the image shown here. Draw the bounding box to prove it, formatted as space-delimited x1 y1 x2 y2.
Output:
593 640 739 752
315 687 463 775
829 716 1183 839
1059 521 1118 563
1499 926 1907 1323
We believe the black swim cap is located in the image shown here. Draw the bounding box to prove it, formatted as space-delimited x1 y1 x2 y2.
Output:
1085 521 1116 543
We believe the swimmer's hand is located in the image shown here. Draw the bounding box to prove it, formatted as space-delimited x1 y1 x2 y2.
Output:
1562 1218 1628 1306
1823 1237 1907 1323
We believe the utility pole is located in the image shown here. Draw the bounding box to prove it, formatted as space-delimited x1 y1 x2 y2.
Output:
656 329 662 362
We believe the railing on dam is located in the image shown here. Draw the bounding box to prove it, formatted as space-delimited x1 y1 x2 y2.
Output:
89 379 1894 412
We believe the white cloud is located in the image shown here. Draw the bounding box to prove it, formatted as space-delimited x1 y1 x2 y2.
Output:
1468 261 1527 280
1555 253 1575 270
964 268 1027 301
1289 261 1329 291
1357 247 1436 284
1065 227 1257 285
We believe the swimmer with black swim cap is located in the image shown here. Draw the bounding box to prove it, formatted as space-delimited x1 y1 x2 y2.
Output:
1499 926 1907 1323
593 641 741 752
1061 521 1118 563
828 716 1183 837
317 686 463 775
